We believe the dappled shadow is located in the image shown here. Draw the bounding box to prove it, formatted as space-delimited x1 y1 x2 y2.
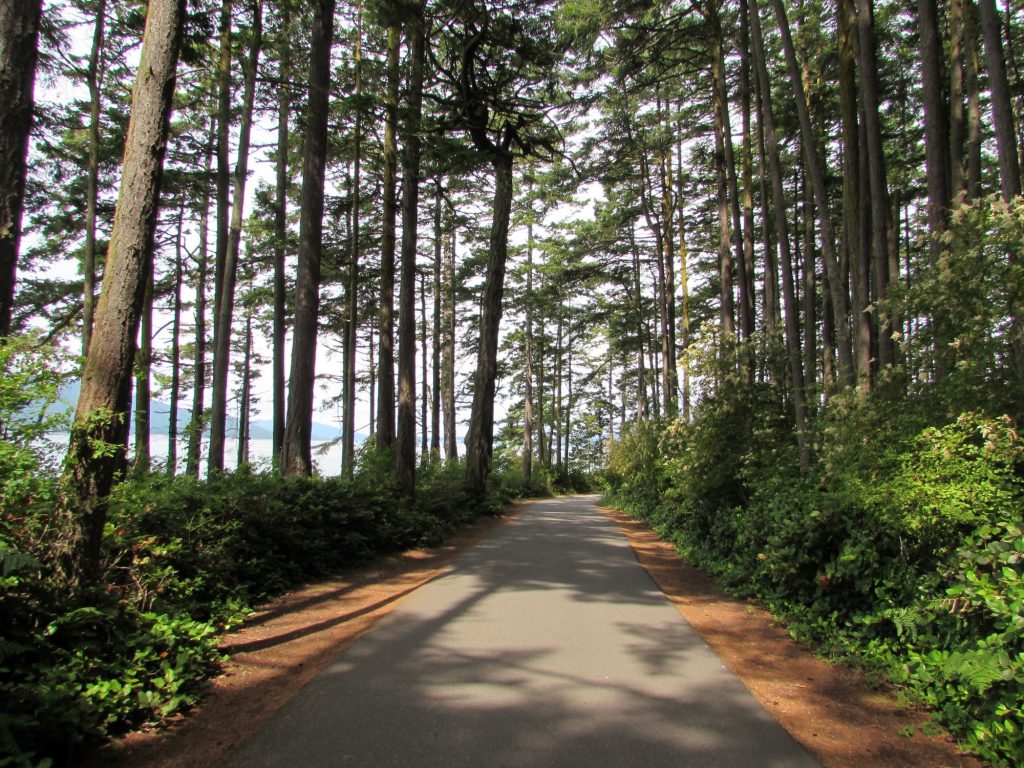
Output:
227 496 819 768
222 578 440 655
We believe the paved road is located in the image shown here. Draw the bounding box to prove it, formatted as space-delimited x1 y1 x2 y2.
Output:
229 495 821 767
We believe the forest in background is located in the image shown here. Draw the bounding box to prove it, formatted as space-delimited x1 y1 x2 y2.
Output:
2 0 1024 764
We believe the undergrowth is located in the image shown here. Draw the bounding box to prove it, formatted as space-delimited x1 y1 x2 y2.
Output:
1 422 526 767
604 389 1024 766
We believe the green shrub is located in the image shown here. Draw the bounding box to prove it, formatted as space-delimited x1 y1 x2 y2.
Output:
1 427 517 765
606 394 1024 764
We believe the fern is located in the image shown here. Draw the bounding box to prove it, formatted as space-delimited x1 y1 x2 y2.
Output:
0 639 30 664
0 548 40 579
939 649 1013 693
887 607 925 640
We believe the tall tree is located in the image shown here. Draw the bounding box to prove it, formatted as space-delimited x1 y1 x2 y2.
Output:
60 0 185 586
82 0 108 355
978 0 1022 201
342 5 364 477
376 21 400 451
749 0 810 466
282 0 335 477
272 1 293 472
438 1 563 495
856 0 898 370
185 126 213 478
395 0 425 494
0 0 43 336
771 0 853 386
209 0 263 475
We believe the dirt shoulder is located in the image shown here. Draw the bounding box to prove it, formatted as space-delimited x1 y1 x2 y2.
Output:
85 506 521 768
89 497 982 768
601 504 981 768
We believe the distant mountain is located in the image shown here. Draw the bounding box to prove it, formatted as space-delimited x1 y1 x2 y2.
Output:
51 382 345 441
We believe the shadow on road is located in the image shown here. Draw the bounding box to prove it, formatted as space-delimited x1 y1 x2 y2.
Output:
229 495 819 768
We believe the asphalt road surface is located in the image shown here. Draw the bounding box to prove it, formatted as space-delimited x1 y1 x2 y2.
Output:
229 495 821 767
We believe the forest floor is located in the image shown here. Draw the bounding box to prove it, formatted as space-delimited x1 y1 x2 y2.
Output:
86 498 981 768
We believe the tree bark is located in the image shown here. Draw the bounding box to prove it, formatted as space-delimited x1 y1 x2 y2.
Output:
168 203 183 475
395 4 424 493
978 0 1022 200
211 0 231 360
711 25 753 343
420 270 428 459
209 0 262 476
856 0 897 369
343 9 363 477
442 209 458 461
523 213 535 483
377 25 400 451
133 249 154 472
712 59 736 345
950 0 967 197
0 0 43 336
272 1 291 472
750 0 810 467
61 0 184 587
918 0 953 373
186 125 213 478
465 154 514 495
840 0 870 388
237 309 252 467
771 0 853 387
965 0 983 199
82 0 107 356
282 0 335 477
431 180 442 460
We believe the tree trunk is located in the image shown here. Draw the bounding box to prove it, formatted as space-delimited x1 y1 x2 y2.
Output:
377 25 400 451
950 0 967 197
211 0 231 365
465 154 514 495
420 270 428 460
750 0 810 467
272 1 291 472
554 303 563 477
711 26 753 343
0 0 42 336
442 205 458 461
133 248 154 473
209 0 262 475
282 0 335 477
712 61 736 345
431 180 442 460
840 0 870 388
523 215 535 483
857 0 897 369
738 1 758 347
563 337 572 471
918 0 953 373
771 0 853 387
978 0 1022 200
237 309 252 467
60 0 184 587
186 125 213 478
82 0 107 355
395 5 424 493
965 0 983 199
657 102 678 416
801 170 817 396
168 203 182 475
342 8 363 477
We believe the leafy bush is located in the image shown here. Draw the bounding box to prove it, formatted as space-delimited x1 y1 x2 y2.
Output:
1 400 520 766
606 388 1024 764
